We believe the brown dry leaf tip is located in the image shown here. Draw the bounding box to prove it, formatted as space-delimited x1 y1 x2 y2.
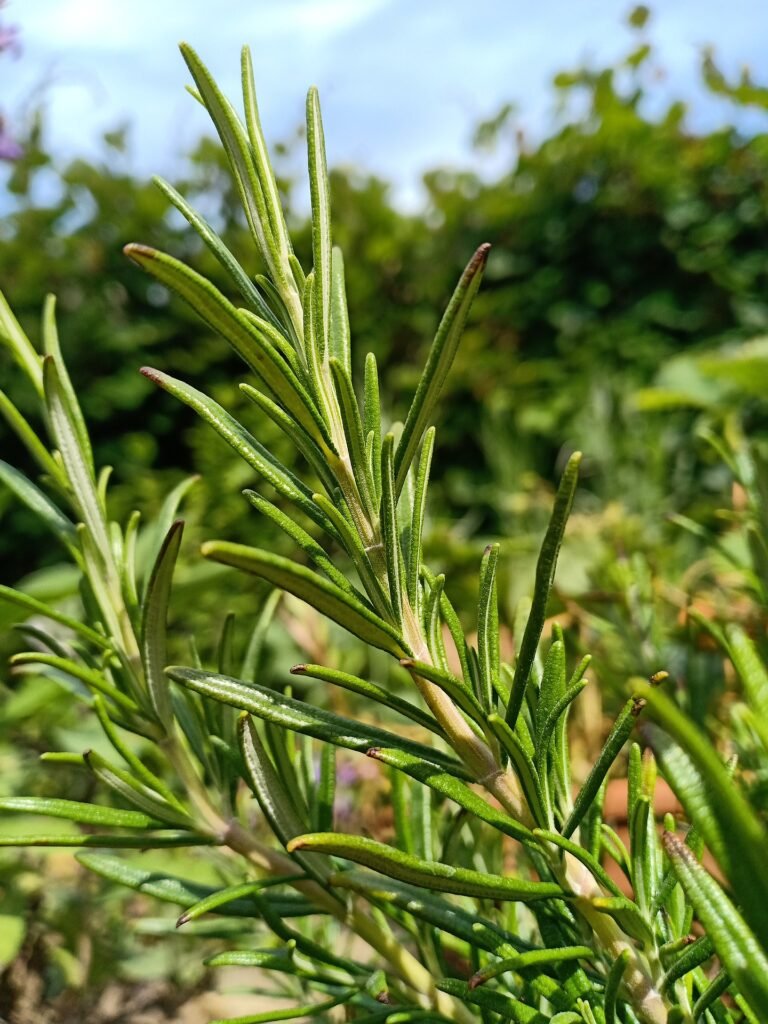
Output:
472 242 492 269
399 658 416 670
631 696 647 717
468 973 485 991
662 830 686 856
140 367 162 383
375 991 393 1005
176 913 189 928
366 748 382 759
123 242 155 258
290 664 307 674
649 670 669 686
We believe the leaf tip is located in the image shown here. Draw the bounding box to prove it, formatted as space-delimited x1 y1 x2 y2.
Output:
631 696 647 718
290 664 307 675
123 242 156 265
662 829 685 858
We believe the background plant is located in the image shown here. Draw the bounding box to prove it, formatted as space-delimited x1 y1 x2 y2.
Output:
1 41 768 1024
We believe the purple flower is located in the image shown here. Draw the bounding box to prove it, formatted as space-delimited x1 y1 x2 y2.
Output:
0 120 21 160
0 20 20 57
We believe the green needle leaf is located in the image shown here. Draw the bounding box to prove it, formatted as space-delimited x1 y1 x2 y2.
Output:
505 452 580 730
153 175 282 330
0 389 62 481
168 666 470 777
290 663 442 736
288 832 563 902
178 43 299 317
331 869 527 956
204 946 295 970
141 368 337 539
141 519 183 728
239 716 336 891
240 383 336 493
306 86 332 358
725 623 768 721
177 876 304 927
126 244 331 450
0 797 164 829
487 714 549 828
84 750 193 829
438 978 548 1023
381 434 405 626
367 748 534 845
0 585 110 648
208 991 356 1024
394 244 490 495
604 949 631 1024
0 460 76 547
42 294 94 474
11 652 137 713
663 831 768 1019
78 853 280 915
244 490 355 597
201 540 406 656
0 833 213 848
406 427 435 611
477 543 500 710
468 946 593 988
563 695 642 840
0 287 43 393
43 356 112 564
363 352 382 500
642 685 768 948
329 247 351 371
241 45 294 278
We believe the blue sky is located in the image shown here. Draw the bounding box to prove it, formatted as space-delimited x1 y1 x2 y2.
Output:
2 0 767 207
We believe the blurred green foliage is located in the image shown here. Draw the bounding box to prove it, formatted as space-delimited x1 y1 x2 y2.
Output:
2 27 767 595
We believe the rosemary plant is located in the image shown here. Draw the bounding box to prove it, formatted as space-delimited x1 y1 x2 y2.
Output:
2 44 768 1024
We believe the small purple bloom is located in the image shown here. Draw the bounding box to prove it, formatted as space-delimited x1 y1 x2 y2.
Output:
0 19 20 57
0 122 21 161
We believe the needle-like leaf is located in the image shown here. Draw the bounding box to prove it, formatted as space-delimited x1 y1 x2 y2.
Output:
141 368 337 539
394 244 490 495
288 832 563 902
664 831 768 1019
141 520 183 728
0 460 76 547
168 666 470 777
306 86 332 359
477 543 500 710
290 663 442 736
0 797 164 829
126 244 332 450
505 452 580 729
201 541 406 656
563 695 641 840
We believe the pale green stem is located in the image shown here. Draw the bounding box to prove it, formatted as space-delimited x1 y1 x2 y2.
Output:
566 855 667 1024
